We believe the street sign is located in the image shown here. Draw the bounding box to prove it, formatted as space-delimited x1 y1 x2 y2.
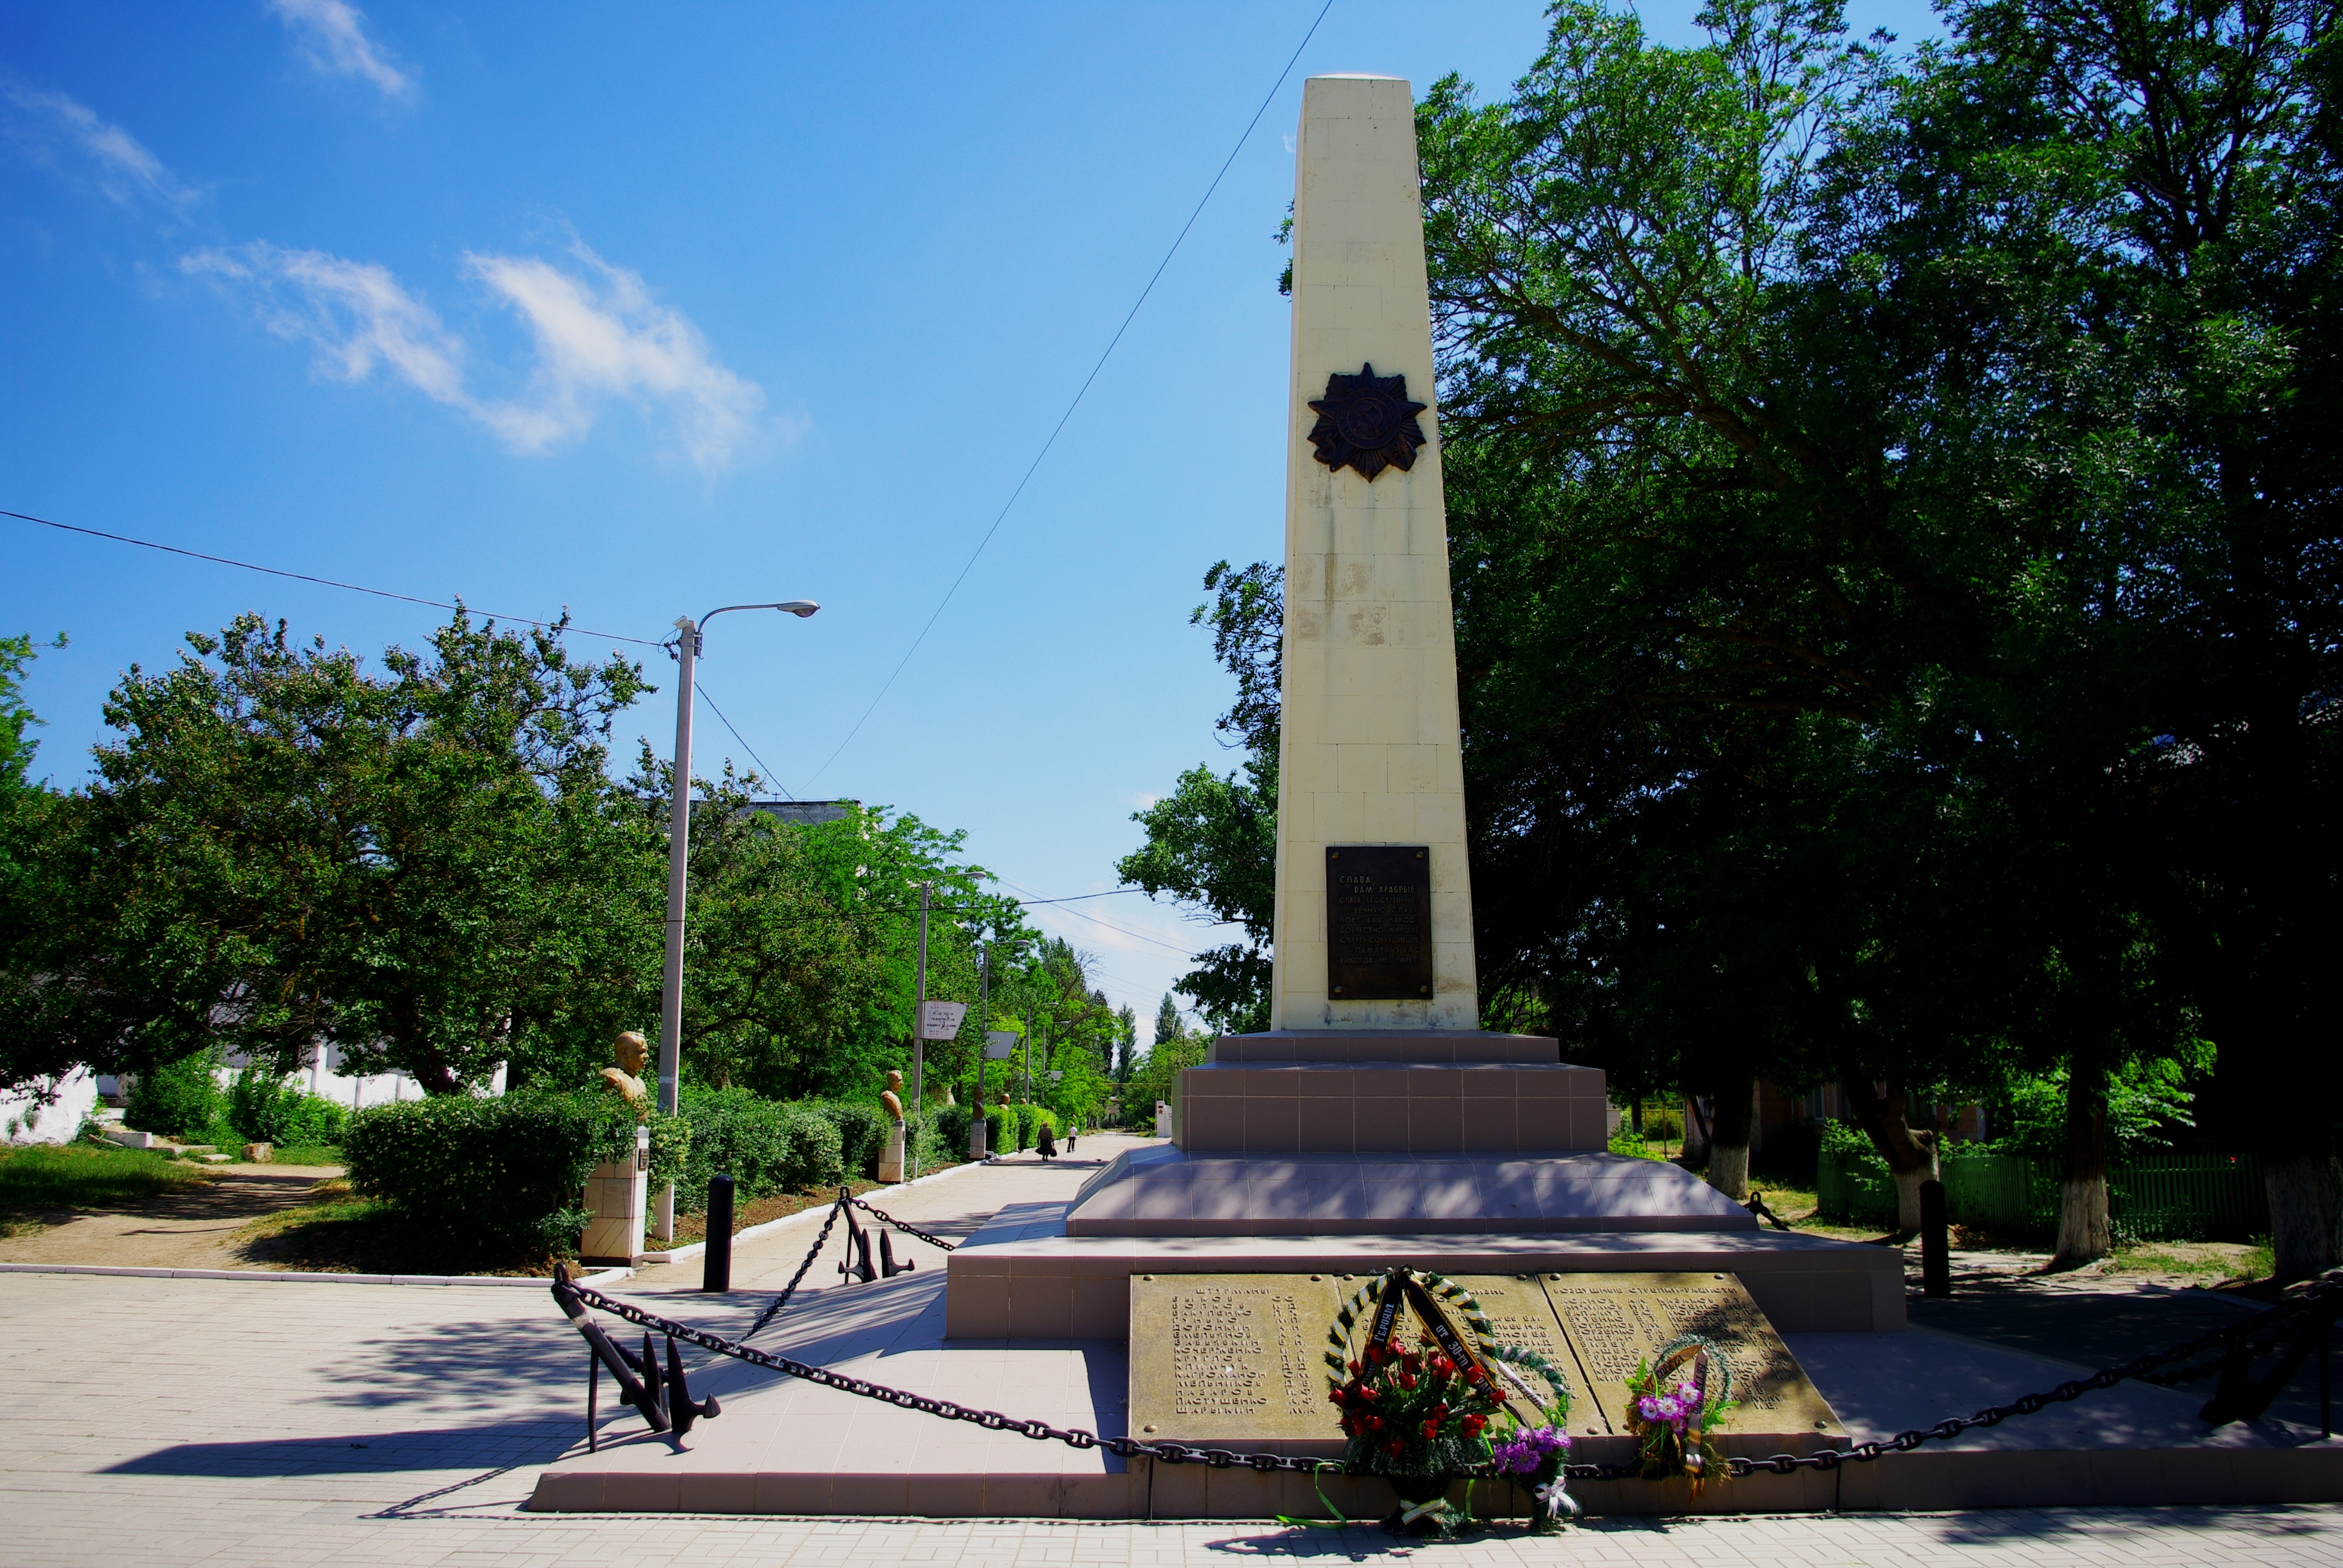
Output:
919 1001 969 1040
983 1030 1018 1060
1048 1070 1063 1082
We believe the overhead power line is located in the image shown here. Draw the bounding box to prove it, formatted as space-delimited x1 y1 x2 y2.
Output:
694 679 796 802
4 508 663 649
795 0 1337 791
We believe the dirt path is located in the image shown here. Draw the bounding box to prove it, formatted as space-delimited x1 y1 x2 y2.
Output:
0 1164 343 1270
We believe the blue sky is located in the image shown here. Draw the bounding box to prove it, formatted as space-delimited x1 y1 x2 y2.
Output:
1 0 1943 1032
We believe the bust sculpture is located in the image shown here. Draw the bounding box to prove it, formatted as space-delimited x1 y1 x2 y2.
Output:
599 1031 650 1116
880 1068 905 1123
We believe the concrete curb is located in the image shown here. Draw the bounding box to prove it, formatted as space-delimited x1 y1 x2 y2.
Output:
0 1261 635 1288
640 1154 996 1267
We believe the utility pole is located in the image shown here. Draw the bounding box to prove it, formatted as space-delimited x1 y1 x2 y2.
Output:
973 941 989 1160
651 598 818 1240
911 880 930 1180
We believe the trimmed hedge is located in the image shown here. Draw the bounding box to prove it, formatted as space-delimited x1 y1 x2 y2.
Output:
343 1090 685 1254
677 1088 844 1207
812 1098 891 1180
936 1102 972 1157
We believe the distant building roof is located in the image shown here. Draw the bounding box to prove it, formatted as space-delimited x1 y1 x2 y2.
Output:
742 799 859 828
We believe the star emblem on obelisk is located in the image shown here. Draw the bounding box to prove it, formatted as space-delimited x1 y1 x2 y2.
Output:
1306 362 1429 481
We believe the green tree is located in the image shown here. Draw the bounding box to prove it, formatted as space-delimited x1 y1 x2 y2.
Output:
11 611 655 1094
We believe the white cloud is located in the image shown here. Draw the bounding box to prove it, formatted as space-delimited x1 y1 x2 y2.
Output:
268 0 415 99
182 241 468 403
463 244 769 471
182 239 778 473
2 84 198 214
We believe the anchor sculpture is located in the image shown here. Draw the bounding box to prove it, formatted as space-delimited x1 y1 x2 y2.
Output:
836 1199 917 1284
554 1264 721 1448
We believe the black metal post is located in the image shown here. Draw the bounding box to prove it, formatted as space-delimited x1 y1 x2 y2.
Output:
2323 1322 2332 1441
1920 1178 1950 1298
587 1342 600 1452
704 1174 735 1293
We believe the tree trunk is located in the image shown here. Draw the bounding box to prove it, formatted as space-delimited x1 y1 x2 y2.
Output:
1706 1071 1756 1201
2053 1058 2111 1268
2267 1149 2343 1283
1841 1077 1936 1235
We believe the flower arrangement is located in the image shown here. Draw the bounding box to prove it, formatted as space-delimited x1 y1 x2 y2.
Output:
1326 1327 1504 1480
1623 1337 1734 1491
1322 1270 1510 1534
1483 1345 1579 1530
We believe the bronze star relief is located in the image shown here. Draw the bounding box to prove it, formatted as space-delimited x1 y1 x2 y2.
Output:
1306 362 1429 481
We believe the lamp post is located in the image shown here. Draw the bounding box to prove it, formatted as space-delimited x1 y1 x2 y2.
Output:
655 599 818 1237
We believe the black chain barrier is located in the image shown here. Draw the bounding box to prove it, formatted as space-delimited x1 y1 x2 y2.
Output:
553 1212 2343 1486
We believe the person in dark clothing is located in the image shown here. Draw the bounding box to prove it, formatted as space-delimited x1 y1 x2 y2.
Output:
1037 1122 1058 1160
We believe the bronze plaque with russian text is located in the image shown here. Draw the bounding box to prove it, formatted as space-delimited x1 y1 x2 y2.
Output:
1537 1272 1840 1437
1127 1273 1348 1442
1325 844 1432 1000
1127 1270 1838 1448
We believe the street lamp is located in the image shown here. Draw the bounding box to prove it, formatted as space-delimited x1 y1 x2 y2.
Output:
654 599 819 1236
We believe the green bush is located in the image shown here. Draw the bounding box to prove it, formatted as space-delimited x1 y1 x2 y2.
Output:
1014 1103 1037 1151
675 1088 844 1206
985 1106 1011 1155
343 1089 683 1255
125 1052 223 1139
226 1070 349 1149
936 1102 972 1157
812 1098 890 1180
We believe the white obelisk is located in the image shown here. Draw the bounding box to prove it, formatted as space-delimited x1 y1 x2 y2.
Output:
1270 74 1478 1032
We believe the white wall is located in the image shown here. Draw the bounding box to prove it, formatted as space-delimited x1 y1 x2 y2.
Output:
3 1045 511 1148
0 1067 100 1145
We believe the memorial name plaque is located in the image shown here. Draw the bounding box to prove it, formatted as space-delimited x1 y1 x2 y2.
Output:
1324 844 1433 999
1129 1270 1837 1448
1446 1274 1611 1437
1129 1273 1346 1442
1538 1272 1840 1437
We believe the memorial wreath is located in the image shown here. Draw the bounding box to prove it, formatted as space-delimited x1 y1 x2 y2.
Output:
1323 1270 1578 1533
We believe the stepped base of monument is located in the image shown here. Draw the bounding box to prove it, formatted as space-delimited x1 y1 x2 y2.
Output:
942 1201 1906 1337
1061 1146 1758 1236
525 1269 2343 1516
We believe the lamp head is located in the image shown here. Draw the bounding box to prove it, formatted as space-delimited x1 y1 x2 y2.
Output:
775 600 820 618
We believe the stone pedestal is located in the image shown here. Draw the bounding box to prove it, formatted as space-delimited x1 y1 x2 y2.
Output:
879 1120 906 1183
579 1127 649 1265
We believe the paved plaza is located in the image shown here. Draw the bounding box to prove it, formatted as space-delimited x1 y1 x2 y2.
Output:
1 1141 2338 1565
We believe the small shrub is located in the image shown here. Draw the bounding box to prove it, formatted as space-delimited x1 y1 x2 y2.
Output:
125 1052 223 1139
985 1106 1011 1155
1014 1103 1037 1151
936 1102 972 1156
342 1089 675 1255
226 1070 350 1149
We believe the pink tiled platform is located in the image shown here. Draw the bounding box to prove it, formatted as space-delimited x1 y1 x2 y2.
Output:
1061 1146 1757 1235
1170 1030 1607 1154
945 1201 1904 1337
526 1268 2343 1516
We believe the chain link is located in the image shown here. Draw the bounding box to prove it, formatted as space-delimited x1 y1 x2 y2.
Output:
567 1219 2343 1488
848 1195 962 1253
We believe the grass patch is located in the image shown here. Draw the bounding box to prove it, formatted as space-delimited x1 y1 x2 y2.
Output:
0 1143 212 1215
2104 1238 2273 1283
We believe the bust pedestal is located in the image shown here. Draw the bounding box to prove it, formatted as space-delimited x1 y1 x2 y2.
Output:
579 1125 650 1264
879 1120 906 1183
